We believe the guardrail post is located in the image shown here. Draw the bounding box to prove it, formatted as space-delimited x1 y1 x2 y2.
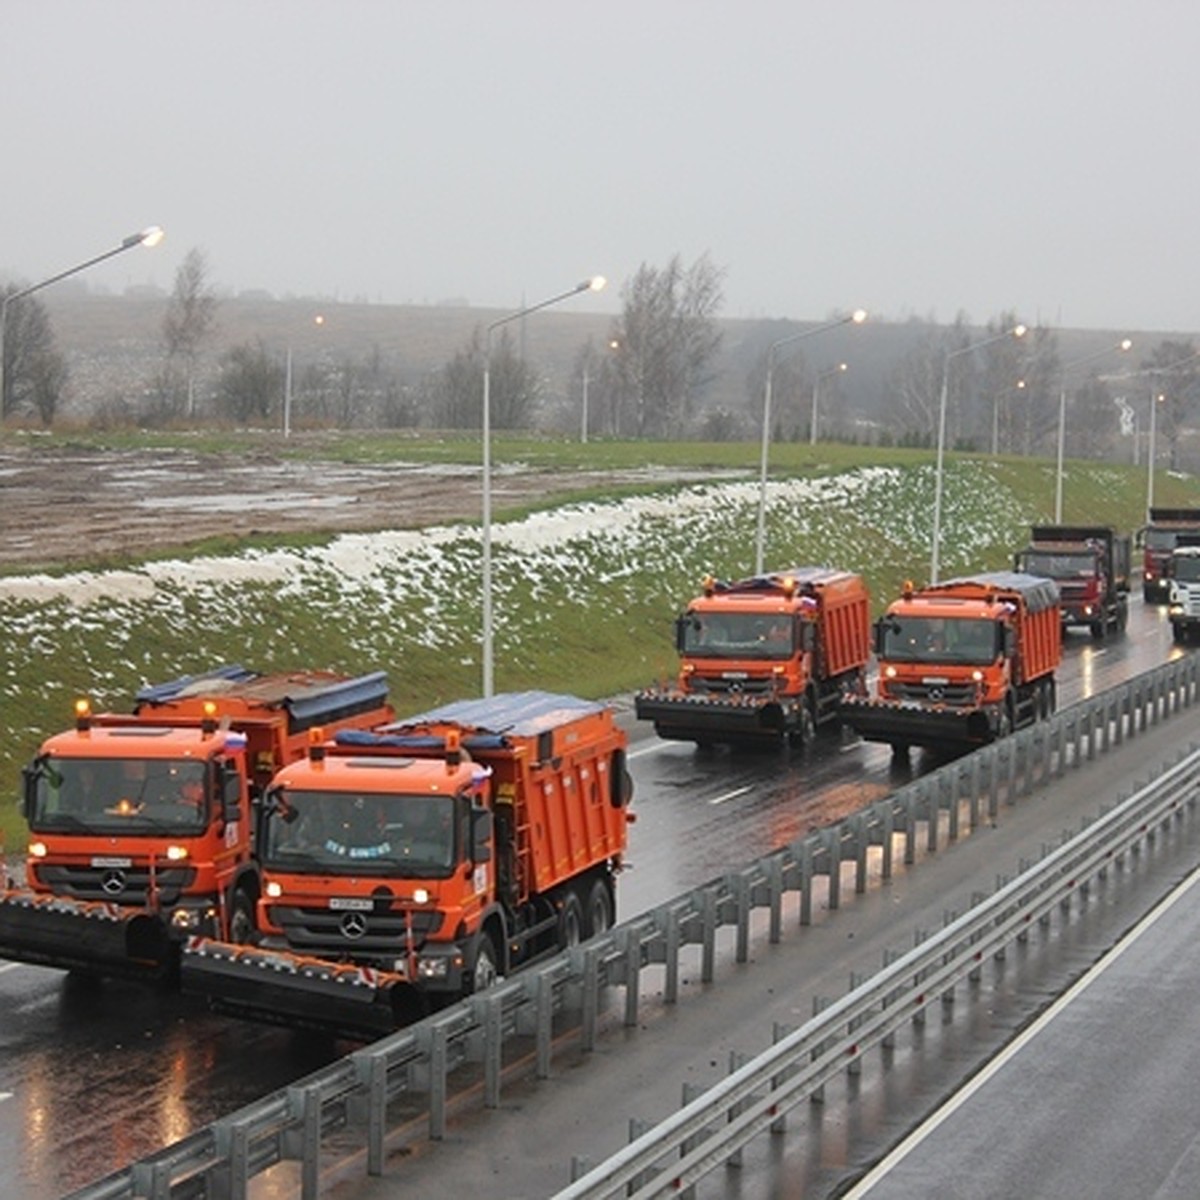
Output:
482 990 503 1108
130 1161 172 1200
879 799 895 881
735 871 751 963
624 924 642 1025
946 770 961 842
767 854 784 943
212 1115 251 1200
903 786 919 865
701 887 718 982
662 902 683 1003
799 837 815 926
580 942 602 1050
770 1021 797 1132
825 827 842 910
853 814 870 893
283 1083 323 1196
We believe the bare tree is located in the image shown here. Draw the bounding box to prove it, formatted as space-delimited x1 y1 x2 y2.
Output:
162 248 218 419
1142 340 1200 470
216 339 280 424
1 288 66 424
608 253 724 437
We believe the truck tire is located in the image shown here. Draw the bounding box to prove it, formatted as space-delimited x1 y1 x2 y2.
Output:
557 891 586 949
468 934 500 994
227 889 256 945
584 877 614 940
1090 618 1107 642
787 699 816 749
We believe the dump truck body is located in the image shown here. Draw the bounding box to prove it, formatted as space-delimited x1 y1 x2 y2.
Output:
181 691 633 1039
0 665 392 980
634 566 870 747
1140 508 1200 602
1014 524 1129 639
840 572 1061 755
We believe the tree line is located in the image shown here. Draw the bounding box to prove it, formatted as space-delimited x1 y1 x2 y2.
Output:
3 250 1199 472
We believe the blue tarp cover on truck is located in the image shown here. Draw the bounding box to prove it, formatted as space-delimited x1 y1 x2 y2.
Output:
935 571 1059 614
375 690 605 739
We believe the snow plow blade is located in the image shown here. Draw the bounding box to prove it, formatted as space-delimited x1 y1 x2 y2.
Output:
634 690 794 743
838 696 995 752
180 938 411 1041
0 889 173 980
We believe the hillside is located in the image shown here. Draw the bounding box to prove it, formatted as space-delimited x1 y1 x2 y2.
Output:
38 292 1160 433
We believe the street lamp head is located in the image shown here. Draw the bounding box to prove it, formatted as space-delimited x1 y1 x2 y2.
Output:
1119 338 1133 352
1013 324 1027 338
128 226 165 249
587 275 606 292
851 309 867 324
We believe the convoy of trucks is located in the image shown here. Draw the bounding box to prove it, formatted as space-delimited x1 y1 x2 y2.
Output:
1139 507 1200 602
1 488 1193 1042
839 572 1062 756
1013 524 1130 640
179 691 633 1038
0 665 393 981
633 566 871 747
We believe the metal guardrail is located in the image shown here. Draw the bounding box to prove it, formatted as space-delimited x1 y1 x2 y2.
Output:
65 655 1200 1200
556 731 1200 1197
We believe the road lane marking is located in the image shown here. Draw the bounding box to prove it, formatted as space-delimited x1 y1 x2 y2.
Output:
0 1093 11 1103
709 785 753 806
0 962 21 975
845 863 1200 1196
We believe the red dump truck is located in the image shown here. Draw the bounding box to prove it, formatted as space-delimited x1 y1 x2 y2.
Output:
839 572 1061 756
180 691 634 1039
1140 507 1200 602
0 665 392 980
634 566 871 747
1013 525 1130 639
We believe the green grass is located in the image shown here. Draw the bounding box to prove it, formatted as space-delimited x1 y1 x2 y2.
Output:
1 439 1196 857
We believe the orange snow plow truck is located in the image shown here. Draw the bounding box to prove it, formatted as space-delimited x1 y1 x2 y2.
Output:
634 566 871 747
180 691 634 1040
839 572 1061 756
0 665 392 981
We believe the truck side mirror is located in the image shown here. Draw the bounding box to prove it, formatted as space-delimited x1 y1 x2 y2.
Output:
471 806 493 863
872 619 887 657
18 764 35 820
797 621 815 652
1003 627 1016 658
610 748 633 808
221 762 243 825
674 613 694 653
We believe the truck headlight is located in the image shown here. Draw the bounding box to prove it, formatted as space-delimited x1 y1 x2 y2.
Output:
417 957 450 979
1169 604 1184 617
171 908 201 930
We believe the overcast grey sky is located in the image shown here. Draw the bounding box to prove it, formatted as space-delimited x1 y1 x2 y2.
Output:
4 1 1197 332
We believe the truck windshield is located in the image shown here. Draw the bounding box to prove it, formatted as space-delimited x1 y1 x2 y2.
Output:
1018 551 1095 578
1173 555 1200 583
262 791 458 878
1145 530 1179 550
681 611 793 659
28 756 208 835
880 617 999 665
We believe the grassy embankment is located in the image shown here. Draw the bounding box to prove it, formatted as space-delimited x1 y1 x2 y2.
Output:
1 431 1195 853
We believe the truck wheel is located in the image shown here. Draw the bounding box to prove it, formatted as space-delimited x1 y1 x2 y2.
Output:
1090 619 1106 642
1173 624 1186 644
788 701 816 749
228 889 256 945
584 878 614 940
558 892 586 949
468 935 500 994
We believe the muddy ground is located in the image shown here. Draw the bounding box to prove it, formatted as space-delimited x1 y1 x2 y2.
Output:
0 442 711 573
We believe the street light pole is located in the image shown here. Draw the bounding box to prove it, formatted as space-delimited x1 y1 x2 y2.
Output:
0 226 163 420
754 309 865 574
1053 338 1132 522
931 323 1026 585
283 314 325 438
810 361 847 447
482 275 605 697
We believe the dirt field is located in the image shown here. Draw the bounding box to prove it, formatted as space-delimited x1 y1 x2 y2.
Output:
0 442 704 573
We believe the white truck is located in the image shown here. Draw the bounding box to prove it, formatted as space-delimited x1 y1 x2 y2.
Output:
1167 538 1200 643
